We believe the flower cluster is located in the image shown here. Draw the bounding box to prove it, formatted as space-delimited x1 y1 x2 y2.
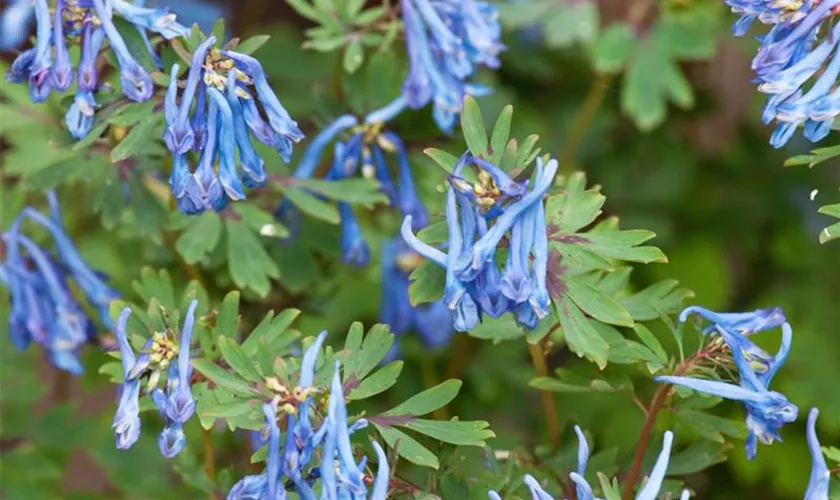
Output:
490 426 686 500
281 104 428 264
402 154 556 332
724 0 840 147
4 0 187 139
163 36 304 214
227 332 390 499
0 193 119 374
112 300 198 458
400 0 503 132
380 237 454 357
656 306 797 459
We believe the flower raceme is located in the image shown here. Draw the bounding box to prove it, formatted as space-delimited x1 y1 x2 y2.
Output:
226 332 389 499
162 36 304 215
721 0 840 147
657 306 797 460
111 300 198 458
489 426 689 500
0 193 119 374
400 0 503 132
401 154 556 332
3 0 188 139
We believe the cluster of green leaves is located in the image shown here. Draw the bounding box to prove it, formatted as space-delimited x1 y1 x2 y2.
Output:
498 0 599 49
287 0 400 73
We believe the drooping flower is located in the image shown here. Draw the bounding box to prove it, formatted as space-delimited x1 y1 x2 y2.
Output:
401 155 557 331
488 428 689 499
0 0 34 51
804 408 831 500
0 194 119 374
111 300 199 458
400 0 502 132
5 0 188 137
662 305 797 459
163 36 304 214
721 0 840 147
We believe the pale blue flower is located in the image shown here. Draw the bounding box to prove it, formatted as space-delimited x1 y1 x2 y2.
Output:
804 408 830 500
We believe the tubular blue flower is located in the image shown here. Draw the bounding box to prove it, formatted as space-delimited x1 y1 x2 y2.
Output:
174 95 227 214
573 426 591 500
444 184 480 331
226 70 266 188
155 300 198 425
635 431 674 500
0 0 34 51
93 0 154 102
339 203 370 266
78 21 105 92
292 115 359 179
207 87 246 202
371 145 398 204
321 362 367 498
527 198 550 319
13 0 52 103
157 423 186 458
164 36 215 154
655 375 797 459
113 308 142 450
804 408 830 500
65 92 97 140
111 0 188 39
51 6 73 92
500 216 533 304
223 50 305 148
678 305 786 335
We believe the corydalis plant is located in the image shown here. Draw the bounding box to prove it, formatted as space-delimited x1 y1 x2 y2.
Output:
112 300 198 458
4 0 187 138
0 193 119 374
163 35 304 214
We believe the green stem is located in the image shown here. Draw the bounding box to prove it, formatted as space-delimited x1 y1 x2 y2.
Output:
203 428 216 489
528 342 560 449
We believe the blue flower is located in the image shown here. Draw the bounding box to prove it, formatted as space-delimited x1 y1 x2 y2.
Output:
113 308 142 449
678 305 786 336
400 0 501 131
804 408 831 499
163 36 303 213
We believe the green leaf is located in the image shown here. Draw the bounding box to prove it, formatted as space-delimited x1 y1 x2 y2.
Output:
632 324 668 363
278 185 340 224
348 361 403 400
133 268 176 311
199 399 258 419
241 309 301 356
175 212 222 264
402 419 495 447
490 105 513 165
373 424 439 469
235 35 271 55
461 95 489 157
287 0 322 22
232 203 290 239
408 261 445 305
110 114 161 162
784 145 840 168
565 276 634 326
343 324 394 383
542 1 599 48
667 439 730 475
218 336 263 382
598 473 623 500
225 218 280 297
216 291 241 339
293 178 388 206
423 148 461 174
554 298 610 369
621 44 693 131
343 42 364 73
191 359 257 396
383 379 462 417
